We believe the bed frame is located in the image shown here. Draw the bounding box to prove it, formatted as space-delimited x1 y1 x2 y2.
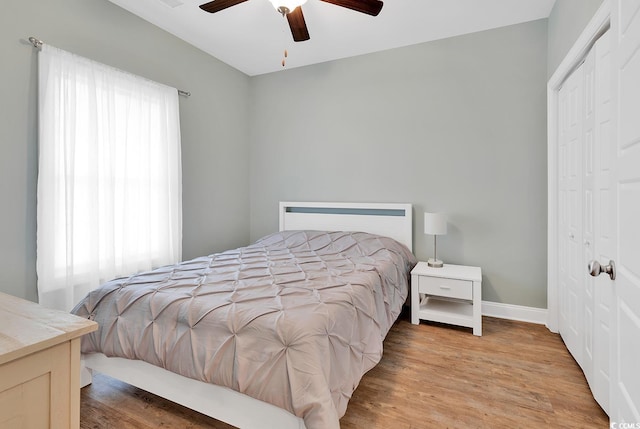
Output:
80 201 413 429
279 201 413 251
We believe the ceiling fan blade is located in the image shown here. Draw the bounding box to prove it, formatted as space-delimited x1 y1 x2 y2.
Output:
199 0 249 13
320 0 383 16
286 7 310 42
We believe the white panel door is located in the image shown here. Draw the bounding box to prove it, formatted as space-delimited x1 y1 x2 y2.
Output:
558 63 584 366
610 0 640 421
582 43 596 389
557 31 612 414
589 30 613 414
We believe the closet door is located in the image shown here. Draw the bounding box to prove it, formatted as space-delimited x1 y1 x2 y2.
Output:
582 45 596 383
610 0 640 420
558 61 584 367
557 31 612 413
587 30 612 414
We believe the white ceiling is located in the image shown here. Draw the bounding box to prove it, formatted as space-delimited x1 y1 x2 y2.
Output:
109 0 556 76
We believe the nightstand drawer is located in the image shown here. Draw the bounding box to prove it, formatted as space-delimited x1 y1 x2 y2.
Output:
418 276 472 300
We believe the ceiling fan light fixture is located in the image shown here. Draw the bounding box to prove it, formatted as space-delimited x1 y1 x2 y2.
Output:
268 0 307 15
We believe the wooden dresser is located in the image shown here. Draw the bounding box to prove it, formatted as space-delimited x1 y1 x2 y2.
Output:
0 292 97 429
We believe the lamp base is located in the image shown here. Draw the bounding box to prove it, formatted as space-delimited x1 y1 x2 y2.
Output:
427 258 444 268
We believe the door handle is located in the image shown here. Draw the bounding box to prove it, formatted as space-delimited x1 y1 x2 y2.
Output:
588 259 616 280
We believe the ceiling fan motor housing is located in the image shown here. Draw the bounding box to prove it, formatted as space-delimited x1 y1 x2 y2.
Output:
271 0 307 15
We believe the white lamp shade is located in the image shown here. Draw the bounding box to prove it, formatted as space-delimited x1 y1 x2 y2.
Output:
424 212 447 235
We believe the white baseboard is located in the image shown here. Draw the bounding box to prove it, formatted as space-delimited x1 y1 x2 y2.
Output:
482 301 547 325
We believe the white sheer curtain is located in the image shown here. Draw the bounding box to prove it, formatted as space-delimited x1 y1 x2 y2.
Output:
37 45 182 311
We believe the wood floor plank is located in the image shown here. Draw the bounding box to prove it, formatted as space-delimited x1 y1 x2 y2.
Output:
81 314 609 428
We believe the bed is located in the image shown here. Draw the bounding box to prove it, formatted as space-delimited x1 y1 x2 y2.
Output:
72 201 415 429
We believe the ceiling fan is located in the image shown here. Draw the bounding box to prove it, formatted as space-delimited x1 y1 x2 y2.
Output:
199 0 384 42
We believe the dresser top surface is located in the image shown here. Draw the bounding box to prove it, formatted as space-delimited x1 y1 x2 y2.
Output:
0 292 97 365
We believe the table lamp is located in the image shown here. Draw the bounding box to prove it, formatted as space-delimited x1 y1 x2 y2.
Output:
424 212 447 268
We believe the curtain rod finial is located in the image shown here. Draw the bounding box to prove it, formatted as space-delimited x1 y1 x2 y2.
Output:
28 37 43 49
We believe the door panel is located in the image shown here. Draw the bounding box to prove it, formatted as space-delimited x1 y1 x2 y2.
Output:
582 45 596 387
558 65 584 365
611 0 640 420
558 30 613 414
591 30 612 414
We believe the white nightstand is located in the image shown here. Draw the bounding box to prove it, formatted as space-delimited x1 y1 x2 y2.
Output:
410 262 482 336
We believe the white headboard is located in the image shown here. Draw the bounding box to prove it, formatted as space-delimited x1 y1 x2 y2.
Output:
279 201 413 252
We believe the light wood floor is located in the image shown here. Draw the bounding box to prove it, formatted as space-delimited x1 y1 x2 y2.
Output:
80 312 609 428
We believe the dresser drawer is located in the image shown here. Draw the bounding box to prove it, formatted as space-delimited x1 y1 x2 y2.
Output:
418 276 472 300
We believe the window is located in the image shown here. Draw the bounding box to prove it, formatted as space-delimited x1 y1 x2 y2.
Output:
37 45 182 311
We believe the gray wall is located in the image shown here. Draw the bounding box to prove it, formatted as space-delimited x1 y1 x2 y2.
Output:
2 2 595 309
0 0 251 301
249 20 549 308
547 0 605 77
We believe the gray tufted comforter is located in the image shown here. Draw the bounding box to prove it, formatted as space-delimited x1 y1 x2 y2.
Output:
72 230 416 429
